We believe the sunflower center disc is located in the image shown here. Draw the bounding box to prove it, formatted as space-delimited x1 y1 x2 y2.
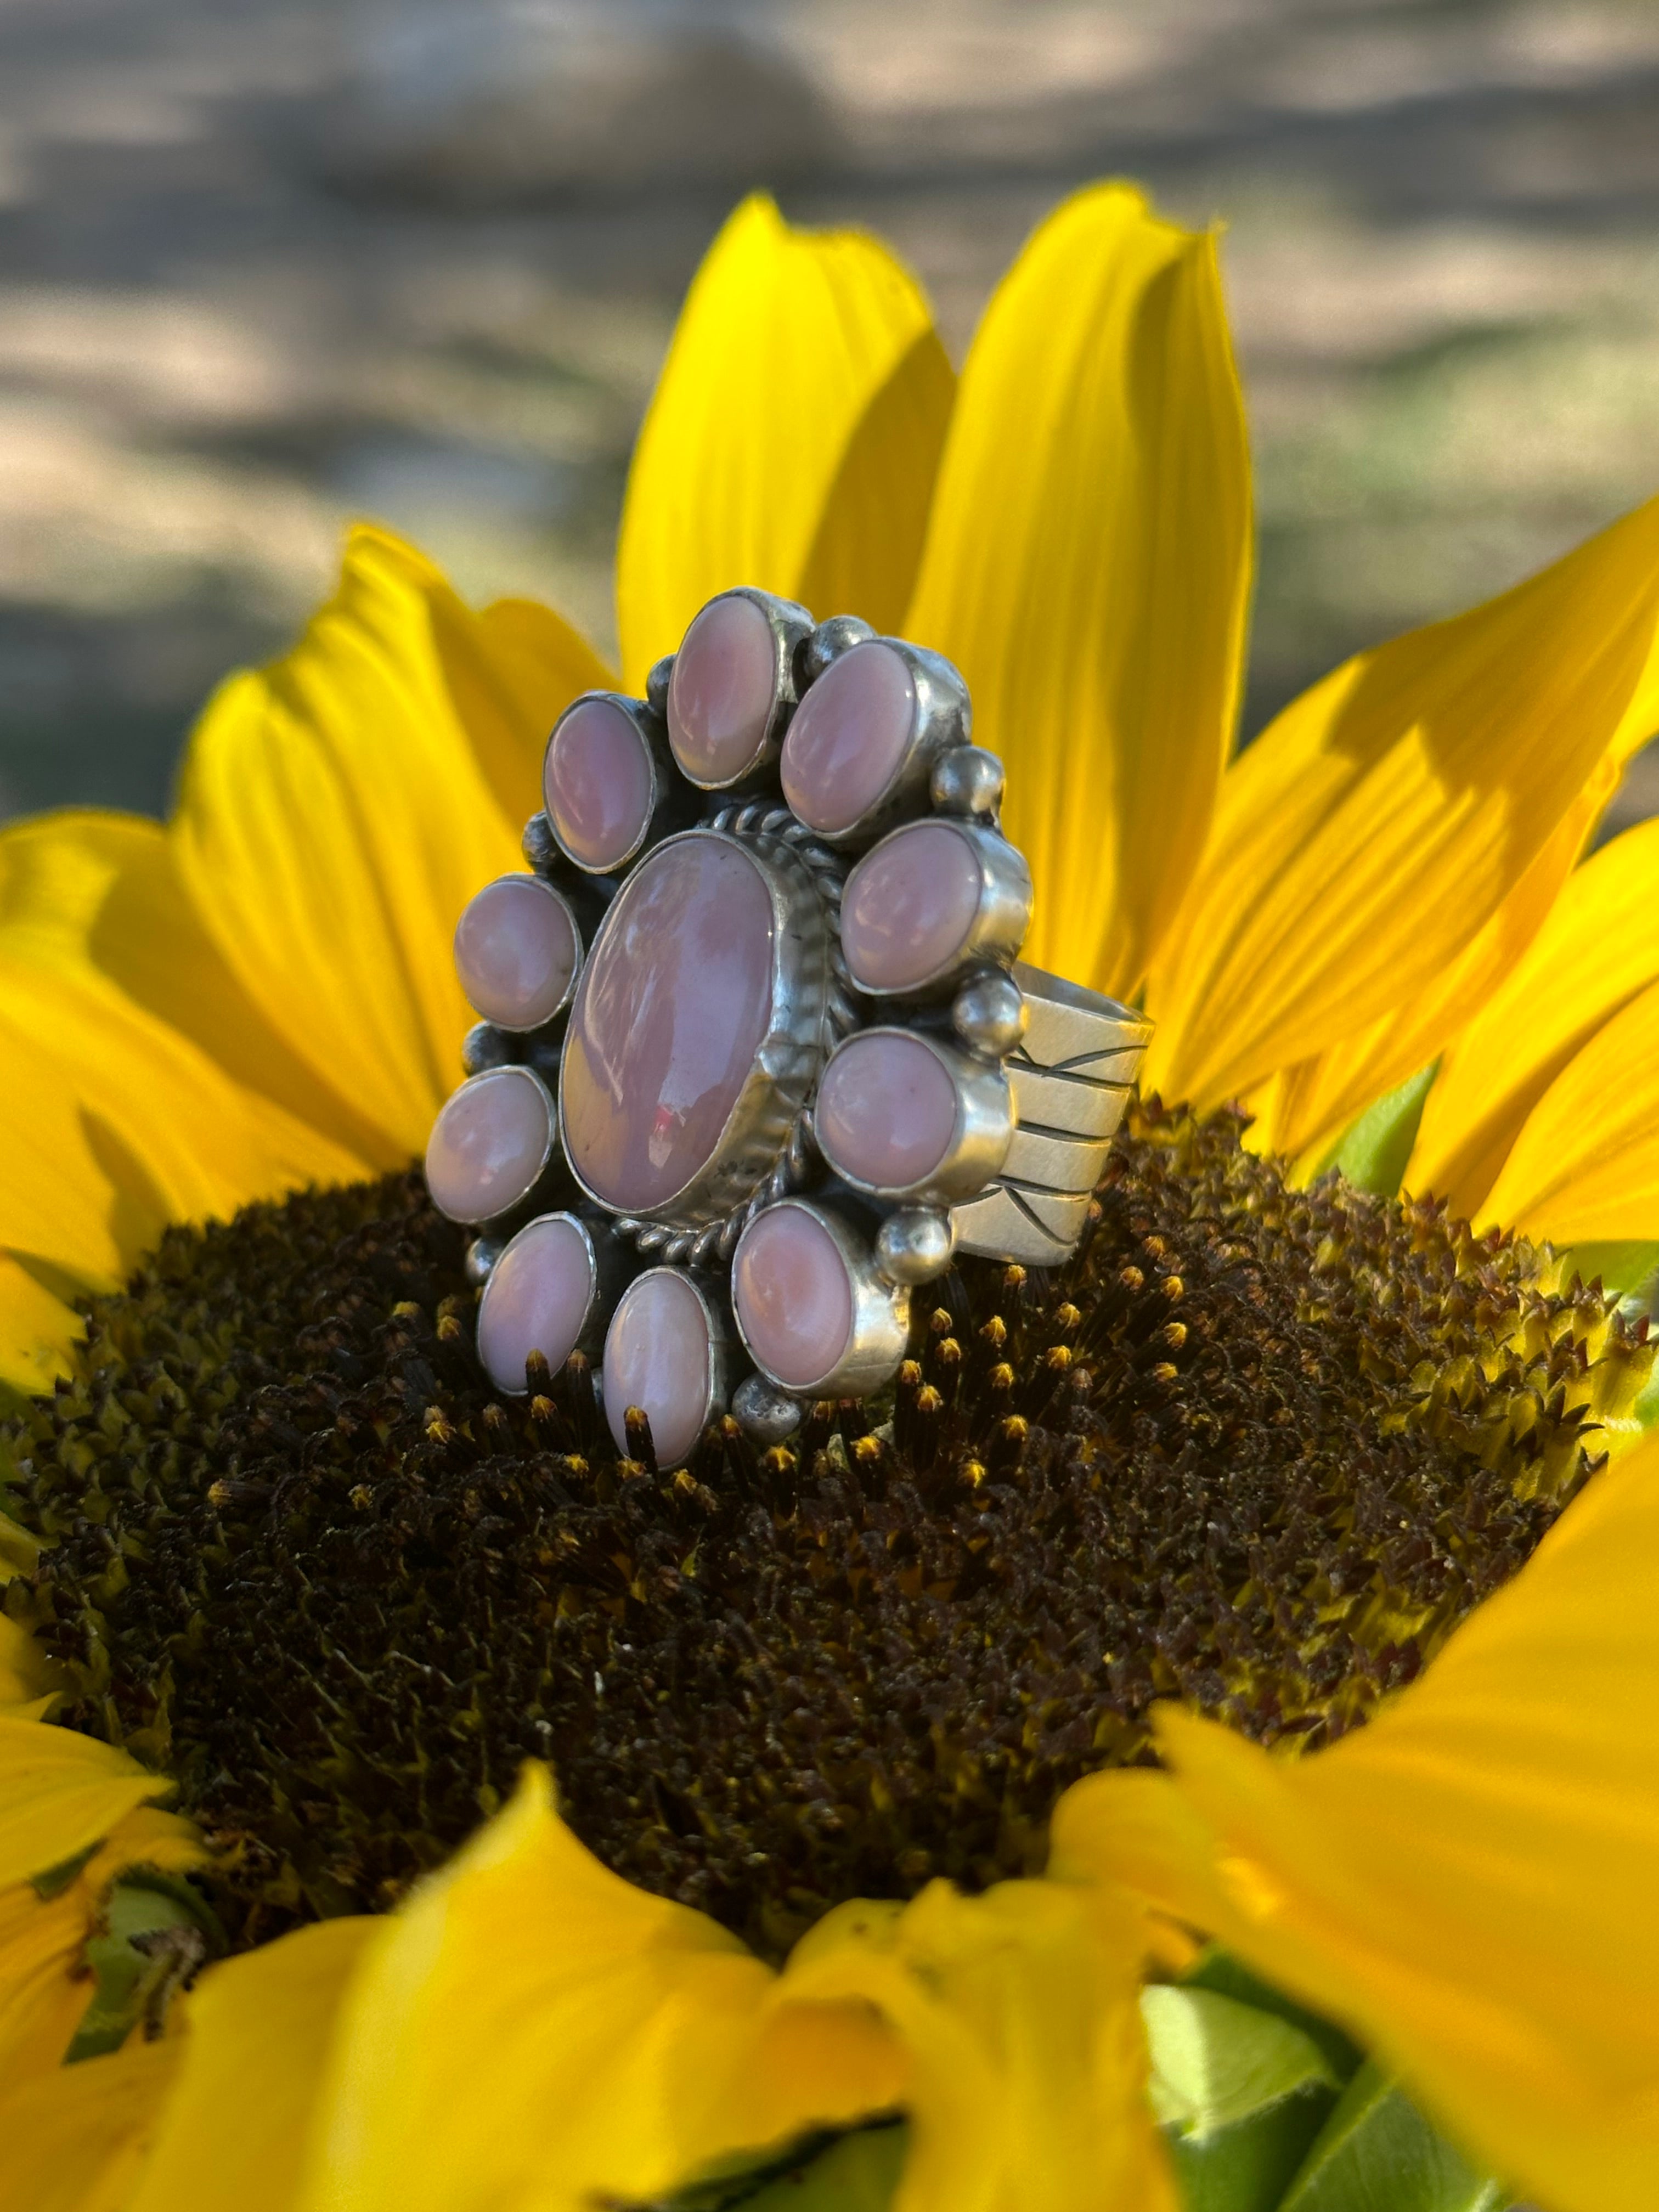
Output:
560 835 777 1215
7 1103 1644 1961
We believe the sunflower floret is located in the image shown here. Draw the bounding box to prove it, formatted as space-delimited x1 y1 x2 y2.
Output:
2 1102 1648 1963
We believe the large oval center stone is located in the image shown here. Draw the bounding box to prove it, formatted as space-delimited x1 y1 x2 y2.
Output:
561 835 776 1212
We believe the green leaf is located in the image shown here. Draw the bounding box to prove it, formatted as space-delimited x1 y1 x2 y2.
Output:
1554 1240 1659 1306
1277 2061 1508 2212
741 2125 908 2212
1167 2097 1340 2212
29 1840 101 1900
1328 1062 1440 1199
1143 1984 1341 2140
1180 1948 1363 2085
64 1872 218 2062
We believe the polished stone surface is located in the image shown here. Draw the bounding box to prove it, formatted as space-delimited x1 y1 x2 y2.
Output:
561 834 775 1211
781 640 915 834
424 1065 552 1224
603 1268 712 1465
732 1203 853 1390
815 1030 958 1190
841 819 981 991
476 1212 594 1392
543 696 654 871
454 873 579 1029
667 592 778 783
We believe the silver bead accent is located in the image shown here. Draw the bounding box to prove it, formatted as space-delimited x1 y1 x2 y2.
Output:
461 1022 514 1076
952 969 1028 1058
732 1372 804 1443
875 1206 956 1286
646 653 674 717
465 1235 504 1287
522 811 560 874
797 613 876 686
930 744 1005 817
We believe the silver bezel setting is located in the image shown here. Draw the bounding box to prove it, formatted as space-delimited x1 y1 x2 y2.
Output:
543 691 694 877
602 1265 732 1459
476 1210 597 1395
429 586 1154 1457
457 873 585 1035
814 1026 1013 1207
842 817 1033 1001
657 586 815 791
783 634 974 853
560 824 836 1238
731 1198 911 1402
428 1062 559 1230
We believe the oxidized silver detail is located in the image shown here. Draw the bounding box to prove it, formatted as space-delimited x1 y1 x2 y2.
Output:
732 1372 805 1443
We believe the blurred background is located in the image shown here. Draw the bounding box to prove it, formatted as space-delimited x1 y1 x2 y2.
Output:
3 0 1658 826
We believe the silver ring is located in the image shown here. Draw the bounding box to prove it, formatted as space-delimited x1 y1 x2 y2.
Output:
425 589 1152 1459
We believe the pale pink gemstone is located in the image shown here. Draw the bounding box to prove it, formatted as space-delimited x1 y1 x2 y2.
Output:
543 697 653 871
424 1066 552 1224
561 837 774 1212
454 875 579 1030
841 820 982 992
781 641 915 834
667 594 778 784
603 1270 713 1466
476 1214 595 1393
815 1031 958 1191
732 1205 854 1391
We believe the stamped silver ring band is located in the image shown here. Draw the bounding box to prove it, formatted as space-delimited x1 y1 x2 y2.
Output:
424 588 1151 1459
950 964 1153 1268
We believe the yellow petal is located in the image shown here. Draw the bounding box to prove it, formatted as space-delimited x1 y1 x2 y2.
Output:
0 1612 66 1717
0 2032 180 2212
171 526 531 1159
1249 774 1613 1169
1146 493 1659 1112
1056 1428 1659 2212
782 1881 1176 2212
0 1804 205 2087
904 183 1250 998
301 1766 905 2212
0 1870 99 2081
0 964 365 1296
438 593 613 832
128 1917 377 2212
0 811 380 1335
0 809 389 1174
0 1716 173 1889
0 1252 81 1396
1409 814 1659 1221
1477 973 1659 1244
615 194 952 691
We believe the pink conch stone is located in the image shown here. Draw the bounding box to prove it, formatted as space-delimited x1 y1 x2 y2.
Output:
667 594 778 783
561 836 775 1211
476 1214 594 1393
815 1032 958 1190
454 875 579 1029
781 641 916 834
543 697 653 871
732 1205 854 1391
424 1066 552 1224
841 820 982 992
604 1270 713 1466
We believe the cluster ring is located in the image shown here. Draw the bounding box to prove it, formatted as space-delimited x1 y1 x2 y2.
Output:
423 586 1152 1463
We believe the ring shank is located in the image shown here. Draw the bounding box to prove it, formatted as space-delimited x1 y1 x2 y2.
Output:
948 961 1152 1267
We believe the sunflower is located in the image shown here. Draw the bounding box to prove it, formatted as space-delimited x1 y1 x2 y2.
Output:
3 179 1659 2212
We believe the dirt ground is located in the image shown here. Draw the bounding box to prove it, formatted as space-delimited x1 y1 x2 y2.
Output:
3 0 1658 827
